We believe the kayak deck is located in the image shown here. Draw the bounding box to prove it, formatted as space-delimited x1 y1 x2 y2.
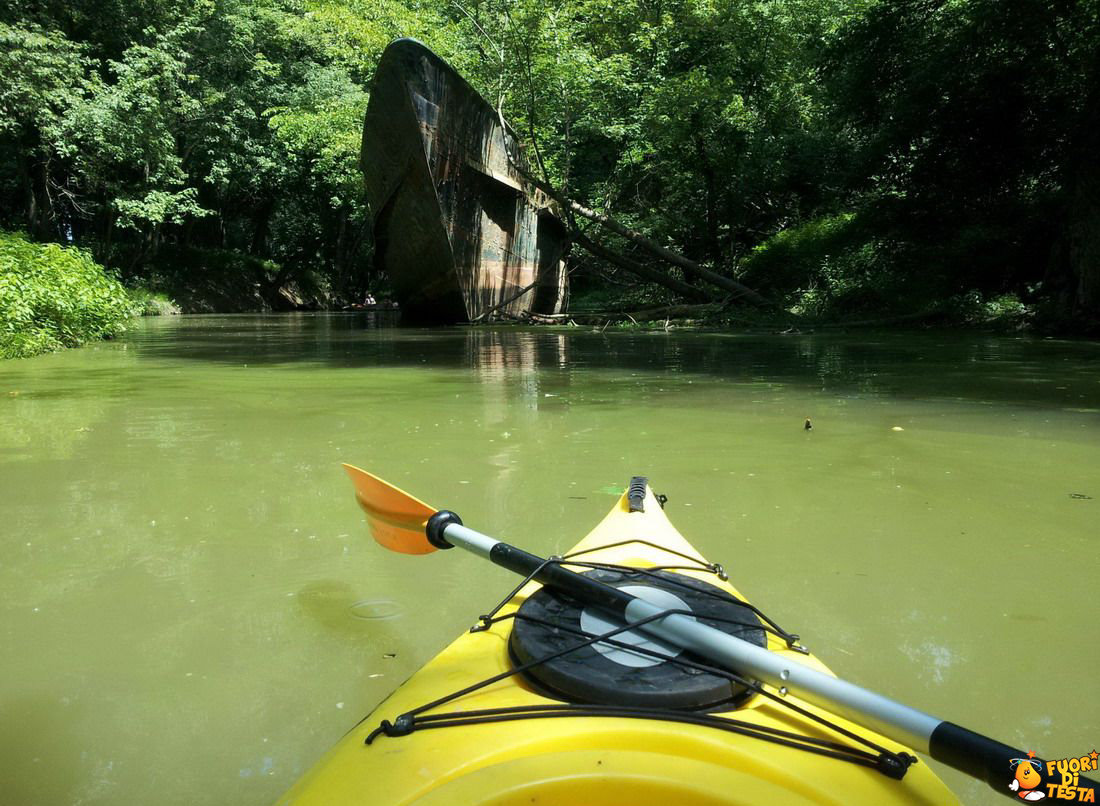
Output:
277 484 958 805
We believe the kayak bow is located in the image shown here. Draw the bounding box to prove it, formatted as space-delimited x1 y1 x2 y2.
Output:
278 473 976 805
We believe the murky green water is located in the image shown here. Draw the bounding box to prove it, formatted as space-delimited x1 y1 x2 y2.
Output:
2 314 1097 805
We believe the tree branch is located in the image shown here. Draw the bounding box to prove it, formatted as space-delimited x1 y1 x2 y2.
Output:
573 232 713 303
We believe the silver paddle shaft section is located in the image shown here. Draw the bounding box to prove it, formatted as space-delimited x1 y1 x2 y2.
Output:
442 522 501 559
441 522 941 752
625 598 941 752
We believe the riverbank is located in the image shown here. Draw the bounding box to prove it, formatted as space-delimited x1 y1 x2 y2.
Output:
0 232 141 359
1 234 337 361
516 288 1055 335
2 230 1089 363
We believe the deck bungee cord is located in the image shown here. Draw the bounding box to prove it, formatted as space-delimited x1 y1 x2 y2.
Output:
363 538 917 779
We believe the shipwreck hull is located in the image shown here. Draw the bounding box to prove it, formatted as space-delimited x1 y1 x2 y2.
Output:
361 39 568 323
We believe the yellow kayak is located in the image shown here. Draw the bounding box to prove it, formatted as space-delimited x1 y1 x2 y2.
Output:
276 478 958 805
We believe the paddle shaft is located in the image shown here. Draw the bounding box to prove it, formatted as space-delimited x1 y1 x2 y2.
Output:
436 518 1097 800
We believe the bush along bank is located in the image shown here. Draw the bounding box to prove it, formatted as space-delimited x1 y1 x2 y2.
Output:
0 231 139 359
126 287 182 316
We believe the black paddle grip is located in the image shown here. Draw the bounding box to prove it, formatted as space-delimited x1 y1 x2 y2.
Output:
488 543 636 615
929 721 1099 800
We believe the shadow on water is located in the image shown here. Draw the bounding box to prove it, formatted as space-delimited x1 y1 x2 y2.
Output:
124 314 1100 411
296 581 404 638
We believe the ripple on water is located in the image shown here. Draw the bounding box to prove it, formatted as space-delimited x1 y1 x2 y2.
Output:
349 599 403 620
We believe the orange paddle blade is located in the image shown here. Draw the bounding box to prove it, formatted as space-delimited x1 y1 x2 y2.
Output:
342 464 438 554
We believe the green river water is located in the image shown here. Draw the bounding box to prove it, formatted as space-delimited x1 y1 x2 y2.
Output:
1 314 1098 805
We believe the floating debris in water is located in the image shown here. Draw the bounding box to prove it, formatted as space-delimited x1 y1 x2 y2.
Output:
382 652 396 659
804 418 813 431
891 426 905 431
1069 493 1093 500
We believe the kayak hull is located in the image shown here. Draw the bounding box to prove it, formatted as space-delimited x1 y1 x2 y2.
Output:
276 486 958 805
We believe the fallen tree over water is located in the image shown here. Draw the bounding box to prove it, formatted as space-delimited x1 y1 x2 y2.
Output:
536 188 769 306
487 89 772 317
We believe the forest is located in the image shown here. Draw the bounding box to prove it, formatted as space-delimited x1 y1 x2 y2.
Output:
2 0 1099 343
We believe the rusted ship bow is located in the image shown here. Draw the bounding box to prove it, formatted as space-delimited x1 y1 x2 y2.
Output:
361 39 569 323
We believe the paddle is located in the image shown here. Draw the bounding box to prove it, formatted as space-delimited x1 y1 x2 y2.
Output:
343 464 1097 802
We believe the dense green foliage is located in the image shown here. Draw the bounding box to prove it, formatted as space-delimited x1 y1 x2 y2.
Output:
0 231 137 358
1 0 1097 327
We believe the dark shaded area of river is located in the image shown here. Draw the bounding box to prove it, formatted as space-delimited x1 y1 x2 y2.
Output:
1 314 1097 805
129 314 1100 409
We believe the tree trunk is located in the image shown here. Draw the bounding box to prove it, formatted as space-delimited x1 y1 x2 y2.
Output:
573 232 713 302
492 79 766 306
102 209 113 265
127 226 154 276
547 186 768 304
260 261 298 310
525 303 721 324
1067 169 1100 317
496 132 769 305
1063 45 1100 320
28 158 52 239
251 199 275 257
693 128 720 265
20 153 36 235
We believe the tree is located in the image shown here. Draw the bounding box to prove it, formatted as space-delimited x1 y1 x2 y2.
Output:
823 0 1100 318
0 22 95 238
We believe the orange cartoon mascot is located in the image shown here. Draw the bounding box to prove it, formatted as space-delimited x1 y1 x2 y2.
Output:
1009 755 1046 801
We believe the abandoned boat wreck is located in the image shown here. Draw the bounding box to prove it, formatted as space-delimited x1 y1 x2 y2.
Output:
361 39 569 323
